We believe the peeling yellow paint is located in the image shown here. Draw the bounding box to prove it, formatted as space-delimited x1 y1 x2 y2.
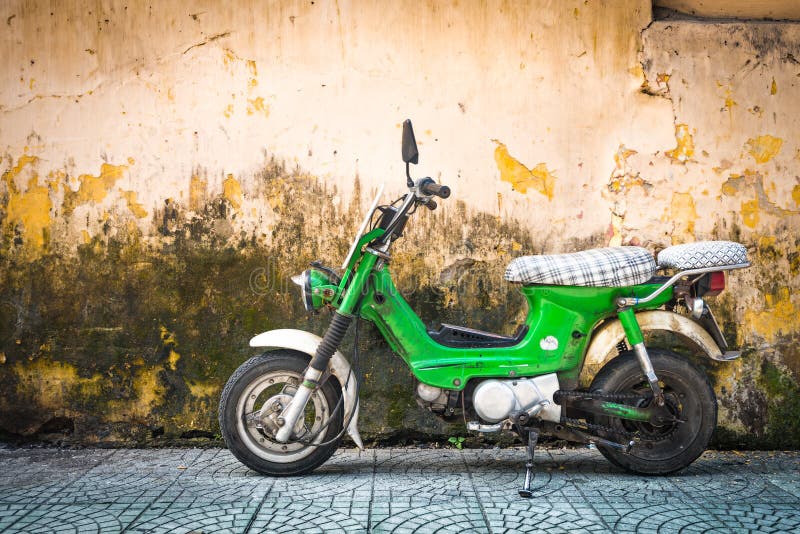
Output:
745 135 783 164
793 185 800 206
159 325 178 347
189 174 207 211
2 155 52 255
223 48 237 66
167 349 181 371
246 59 258 77
223 174 243 210
758 235 776 250
721 174 741 196
724 91 736 111
246 96 269 117
771 77 778 95
493 141 555 199
81 230 91 244
608 145 647 193
223 103 234 118
665 124 695 163
669 192 697 244
187 381 219 398
63 163 128 216
124 367 166 418
12 360 103 417
121 191 148 218
741 198 760 228
744 288 798 342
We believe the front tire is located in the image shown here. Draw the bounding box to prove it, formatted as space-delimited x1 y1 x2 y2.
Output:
590 349 717 475
218 350 344 476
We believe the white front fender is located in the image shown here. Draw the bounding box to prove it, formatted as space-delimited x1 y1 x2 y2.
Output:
579 310 726 387
249 328 364 449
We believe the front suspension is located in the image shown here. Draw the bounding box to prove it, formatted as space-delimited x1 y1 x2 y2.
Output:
272 312 353 443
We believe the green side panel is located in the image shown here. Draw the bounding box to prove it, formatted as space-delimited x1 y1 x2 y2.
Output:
355 266 673 390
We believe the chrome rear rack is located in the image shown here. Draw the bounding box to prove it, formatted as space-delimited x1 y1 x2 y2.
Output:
616 262 750 308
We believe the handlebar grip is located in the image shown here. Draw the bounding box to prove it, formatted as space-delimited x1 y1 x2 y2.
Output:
424 200 438 210
420 179 451 199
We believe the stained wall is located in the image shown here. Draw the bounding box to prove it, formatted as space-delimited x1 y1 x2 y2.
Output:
1 0 798 446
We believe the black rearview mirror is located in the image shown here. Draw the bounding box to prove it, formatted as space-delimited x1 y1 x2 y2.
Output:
401 119 419 164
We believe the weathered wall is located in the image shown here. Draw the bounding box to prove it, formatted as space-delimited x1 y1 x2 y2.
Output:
0 1 798 447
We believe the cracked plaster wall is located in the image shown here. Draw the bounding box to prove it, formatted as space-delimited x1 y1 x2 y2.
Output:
0 0 798 447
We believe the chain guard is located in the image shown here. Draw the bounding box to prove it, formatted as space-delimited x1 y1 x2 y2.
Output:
556 390 677 444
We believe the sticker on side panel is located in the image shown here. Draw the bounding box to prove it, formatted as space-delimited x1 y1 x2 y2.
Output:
539 335 559 351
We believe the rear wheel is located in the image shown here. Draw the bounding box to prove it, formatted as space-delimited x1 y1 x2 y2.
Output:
218 350 344 476
590 349 716 475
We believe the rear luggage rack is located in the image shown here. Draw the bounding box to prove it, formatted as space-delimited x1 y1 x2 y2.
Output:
616 263 750 308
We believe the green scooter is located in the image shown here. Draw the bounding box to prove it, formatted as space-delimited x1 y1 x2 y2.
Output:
219 120 749 496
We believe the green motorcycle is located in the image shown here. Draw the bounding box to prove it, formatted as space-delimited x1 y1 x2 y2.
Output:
219 120 749 496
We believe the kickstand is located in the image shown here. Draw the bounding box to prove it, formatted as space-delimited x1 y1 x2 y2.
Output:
519 429 539 498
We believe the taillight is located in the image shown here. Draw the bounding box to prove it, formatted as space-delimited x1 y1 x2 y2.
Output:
705 271 725 296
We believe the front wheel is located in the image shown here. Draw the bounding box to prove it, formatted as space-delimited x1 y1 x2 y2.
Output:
218 350 344 476
590 349 717 475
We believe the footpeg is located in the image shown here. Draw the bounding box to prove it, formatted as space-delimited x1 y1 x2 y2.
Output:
519 429 538 498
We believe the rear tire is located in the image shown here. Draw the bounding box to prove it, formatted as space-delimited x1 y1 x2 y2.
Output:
218 350 344 476
590 349 716 475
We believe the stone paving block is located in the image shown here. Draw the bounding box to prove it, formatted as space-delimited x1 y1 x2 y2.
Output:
370 500 489 533
41 472 177 506
0 502 146 533
612 502 800 533
125 501 259 533
0 504 31 532
480 501 610 533
250 499 369 533
372 448 475 504
164 476 272 506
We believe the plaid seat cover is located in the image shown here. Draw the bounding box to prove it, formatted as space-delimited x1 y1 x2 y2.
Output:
505 247 656 287
657 241 748 270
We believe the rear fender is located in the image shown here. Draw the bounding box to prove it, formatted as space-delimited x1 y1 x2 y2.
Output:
249 328 363 449
580 310 730 387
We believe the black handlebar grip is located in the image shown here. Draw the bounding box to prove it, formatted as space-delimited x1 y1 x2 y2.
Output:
420 179 451 199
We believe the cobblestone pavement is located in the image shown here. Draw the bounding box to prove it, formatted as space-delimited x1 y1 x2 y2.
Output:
0 446 798 533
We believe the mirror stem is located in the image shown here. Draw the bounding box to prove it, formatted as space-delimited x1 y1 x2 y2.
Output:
406 162 414 188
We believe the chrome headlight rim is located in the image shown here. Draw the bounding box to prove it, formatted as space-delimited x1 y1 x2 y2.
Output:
291 270 314 311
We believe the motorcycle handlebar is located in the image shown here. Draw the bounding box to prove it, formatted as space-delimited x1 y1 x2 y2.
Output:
419 178 451 199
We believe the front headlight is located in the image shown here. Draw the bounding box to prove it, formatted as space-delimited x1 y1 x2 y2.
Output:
291 270 314 311
291 267 339 312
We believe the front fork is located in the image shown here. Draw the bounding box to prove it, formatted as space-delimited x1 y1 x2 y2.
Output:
271 255 378 443
616 306 665 406
272 312 354 443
